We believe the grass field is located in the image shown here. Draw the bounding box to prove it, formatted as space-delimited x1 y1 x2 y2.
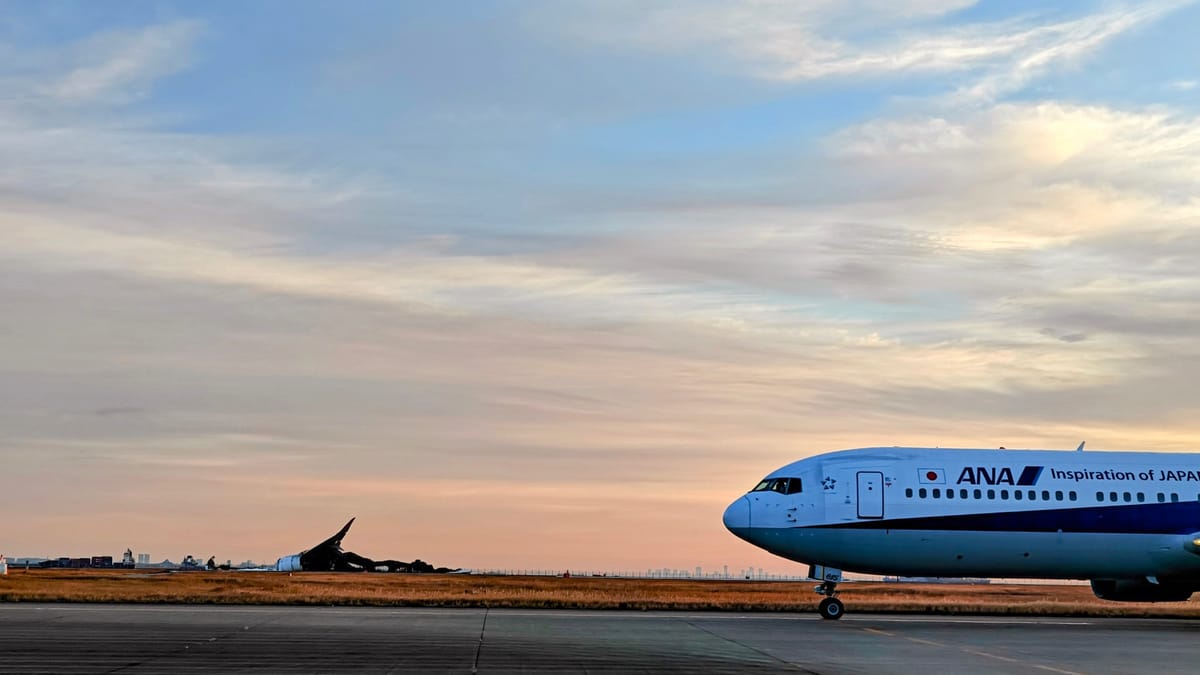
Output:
3 569 1200 617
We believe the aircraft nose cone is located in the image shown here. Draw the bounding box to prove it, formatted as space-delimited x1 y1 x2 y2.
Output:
723 496 750 532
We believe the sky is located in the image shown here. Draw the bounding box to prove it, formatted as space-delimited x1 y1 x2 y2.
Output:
2 0 1200 572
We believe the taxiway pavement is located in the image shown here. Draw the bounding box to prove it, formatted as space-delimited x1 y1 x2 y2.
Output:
0 604 1197 673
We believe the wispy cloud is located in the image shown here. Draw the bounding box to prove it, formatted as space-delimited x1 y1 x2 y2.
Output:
951 3 1188 102
27 20 203 106
545 1 1190 101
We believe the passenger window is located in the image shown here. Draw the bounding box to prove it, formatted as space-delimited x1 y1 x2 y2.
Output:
1042 490 1050 501
1109 491 1118 502
919 488 927 498
1137 493 1145 503
960 489 968 499
1123 492 1131 503
987 489 995 499
1055 490 1063 501
933 488 941 498
946 489 954 499
1171 493 1179 503
974 489 982 499
1069 491 1077 501
1014 490 1023 500
906 488 913 498
1028 490 1036 500
1096 491 1104 502
1158 493 1165 503
1001 490 1009 500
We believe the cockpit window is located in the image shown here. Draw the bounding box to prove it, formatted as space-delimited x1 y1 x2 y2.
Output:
751 477 802 495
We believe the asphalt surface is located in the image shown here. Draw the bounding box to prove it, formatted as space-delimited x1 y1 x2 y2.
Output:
1 604 1199 673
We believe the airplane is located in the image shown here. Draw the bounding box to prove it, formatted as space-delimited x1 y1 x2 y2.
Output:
276 518 359 572
275 517 457 573
723 445 1200 619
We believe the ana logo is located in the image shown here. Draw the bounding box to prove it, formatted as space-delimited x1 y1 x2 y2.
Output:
918 468 945 484
956 465 1044 486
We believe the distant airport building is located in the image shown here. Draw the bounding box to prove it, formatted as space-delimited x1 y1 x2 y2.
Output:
35 552 136 569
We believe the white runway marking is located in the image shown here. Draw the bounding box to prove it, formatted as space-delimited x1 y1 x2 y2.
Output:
858 616 1094 626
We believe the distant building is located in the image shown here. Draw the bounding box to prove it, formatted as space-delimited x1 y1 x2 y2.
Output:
32 553 142 569
137 553 150 565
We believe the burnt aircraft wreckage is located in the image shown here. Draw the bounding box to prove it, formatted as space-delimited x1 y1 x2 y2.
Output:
275 518 457 573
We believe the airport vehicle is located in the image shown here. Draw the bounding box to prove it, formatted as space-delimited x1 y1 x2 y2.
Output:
723 445 1200 619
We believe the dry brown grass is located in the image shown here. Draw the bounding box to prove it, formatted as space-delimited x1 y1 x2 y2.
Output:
3 569 1200 617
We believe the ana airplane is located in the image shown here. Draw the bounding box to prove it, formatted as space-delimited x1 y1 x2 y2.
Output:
723 445 1200 619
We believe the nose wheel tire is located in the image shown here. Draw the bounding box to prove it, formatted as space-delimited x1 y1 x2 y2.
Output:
818 597 845 620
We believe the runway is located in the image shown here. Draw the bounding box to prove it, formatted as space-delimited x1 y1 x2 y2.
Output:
1 605 1198 673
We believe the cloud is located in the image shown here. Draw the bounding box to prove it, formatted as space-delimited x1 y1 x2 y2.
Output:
829 101 1200 208
92 406 146 417
543 1 1190 101
1040 328 1089 344
5 5 1200 569
20 20 204 106
950 3 1185 102
486 96 1200 432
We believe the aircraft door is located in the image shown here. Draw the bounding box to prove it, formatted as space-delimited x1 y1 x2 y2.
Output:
857 471 884 519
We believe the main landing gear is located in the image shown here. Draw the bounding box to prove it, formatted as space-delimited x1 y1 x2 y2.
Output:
815 579 844 620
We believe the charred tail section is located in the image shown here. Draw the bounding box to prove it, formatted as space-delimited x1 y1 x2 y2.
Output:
275 518 457 573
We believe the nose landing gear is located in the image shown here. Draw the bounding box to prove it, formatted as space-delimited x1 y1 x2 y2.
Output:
815 579 844 620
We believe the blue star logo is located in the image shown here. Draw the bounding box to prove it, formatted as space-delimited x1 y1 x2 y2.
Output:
822 476 837 491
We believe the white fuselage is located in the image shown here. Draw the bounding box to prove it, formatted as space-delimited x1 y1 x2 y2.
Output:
723 447 1200 581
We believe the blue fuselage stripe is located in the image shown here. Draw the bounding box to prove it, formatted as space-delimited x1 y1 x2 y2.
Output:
812 501 1200 535
1016 465 1044 485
